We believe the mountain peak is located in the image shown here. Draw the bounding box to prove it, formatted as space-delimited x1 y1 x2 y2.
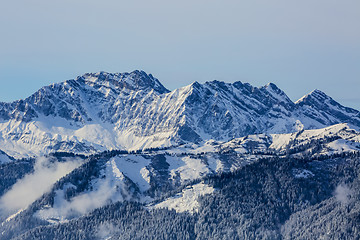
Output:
263 82 285 95
295 89 330 105
260 82 294 107
190 81 202 89
309 89 328 98
264 82 279 90
80 70 169 94
295 88 360 127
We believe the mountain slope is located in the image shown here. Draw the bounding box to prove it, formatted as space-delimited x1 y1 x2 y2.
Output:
2 150 360 240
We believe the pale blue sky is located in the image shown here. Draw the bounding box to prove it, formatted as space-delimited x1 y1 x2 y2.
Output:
1 0 359 109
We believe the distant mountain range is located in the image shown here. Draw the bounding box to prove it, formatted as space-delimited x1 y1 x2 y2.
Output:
1 71 360 240
0 70 359 159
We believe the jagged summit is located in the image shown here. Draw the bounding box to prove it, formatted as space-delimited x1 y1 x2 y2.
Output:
78 70 169 94
295 88 360 127
262 82 289 98
0 70 170 123
264 82 279 89
296 88 358 115
295 89 329 104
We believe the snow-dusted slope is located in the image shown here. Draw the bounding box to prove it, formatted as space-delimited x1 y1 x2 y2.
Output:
0 70 359 158
95 124 360 201
150 183 215 214
25 123 360 222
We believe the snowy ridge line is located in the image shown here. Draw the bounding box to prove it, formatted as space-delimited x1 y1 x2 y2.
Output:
0 71 359 159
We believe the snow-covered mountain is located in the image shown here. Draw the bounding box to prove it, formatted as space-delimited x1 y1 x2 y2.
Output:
1 71 360 239
0 70 359 159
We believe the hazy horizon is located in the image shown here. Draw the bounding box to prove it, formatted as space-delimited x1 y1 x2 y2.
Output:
1 0 359 109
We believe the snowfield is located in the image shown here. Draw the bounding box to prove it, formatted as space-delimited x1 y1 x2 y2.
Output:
151 183 215 213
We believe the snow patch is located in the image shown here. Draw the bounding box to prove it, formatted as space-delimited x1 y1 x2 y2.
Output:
110 156 151 192
151 183 215 213
293 169 314 179
167 156 210 184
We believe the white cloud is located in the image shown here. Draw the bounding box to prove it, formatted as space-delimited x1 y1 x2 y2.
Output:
35 159 130 222
95 222 119 239
334 184 352 205
0 156 82 214
36 179 122 222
